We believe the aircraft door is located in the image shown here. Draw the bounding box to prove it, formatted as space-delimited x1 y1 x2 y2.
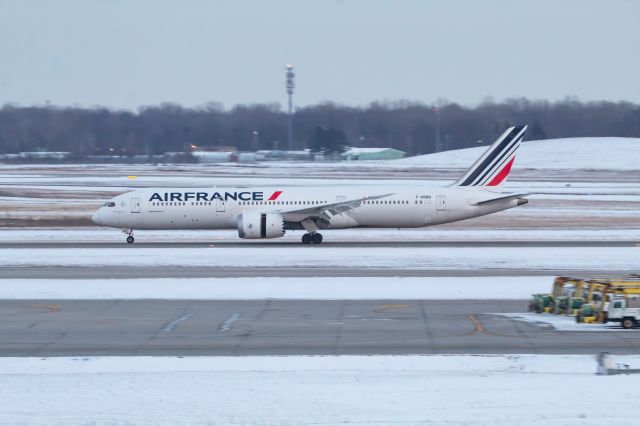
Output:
436 195 447 211
216 200 226 212
131 198 141 213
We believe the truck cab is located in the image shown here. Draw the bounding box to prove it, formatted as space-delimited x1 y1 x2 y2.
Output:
605 298 640 329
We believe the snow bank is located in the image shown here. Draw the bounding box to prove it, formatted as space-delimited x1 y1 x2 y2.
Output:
1 246 637 270
0 276 550 300
499 312 633 332
0 355 638 426
395 137 640 170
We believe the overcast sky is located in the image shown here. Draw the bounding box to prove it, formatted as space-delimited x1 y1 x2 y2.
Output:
0 0 638 110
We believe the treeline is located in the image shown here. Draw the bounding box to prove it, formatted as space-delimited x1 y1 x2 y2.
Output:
0 98 639 157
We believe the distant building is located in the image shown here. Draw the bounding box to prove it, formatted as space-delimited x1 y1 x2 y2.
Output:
191 151 237 163
344 147 405 161
189 145 238 163
0 151 71 161
255 150 313 161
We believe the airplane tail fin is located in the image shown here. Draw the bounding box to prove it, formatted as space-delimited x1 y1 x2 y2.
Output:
456 125 527 187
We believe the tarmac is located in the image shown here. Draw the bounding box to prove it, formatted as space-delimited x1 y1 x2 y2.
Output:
2 265 637 279
2 239 637 356
2 299 639 356
0 240 636 249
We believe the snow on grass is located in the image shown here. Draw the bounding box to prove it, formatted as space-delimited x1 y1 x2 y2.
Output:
6 179 640 194
0 276 550 300
1 246 638 270
0 354 638 426
394 137 640 170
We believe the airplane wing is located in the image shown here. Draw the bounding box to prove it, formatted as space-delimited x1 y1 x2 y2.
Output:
473 193 530 206
280 193 394 223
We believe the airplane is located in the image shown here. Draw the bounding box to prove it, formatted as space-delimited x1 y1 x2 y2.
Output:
92 125 529 244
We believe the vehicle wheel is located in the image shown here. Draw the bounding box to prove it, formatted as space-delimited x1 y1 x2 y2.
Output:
126 236 135 244
311 233 323 244
622 318 635 329
301 233 312 244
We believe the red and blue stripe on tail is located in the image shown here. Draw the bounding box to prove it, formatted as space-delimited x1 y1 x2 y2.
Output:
456 125 527 187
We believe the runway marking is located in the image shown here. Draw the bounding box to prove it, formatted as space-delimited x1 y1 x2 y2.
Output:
218 313 241 332
27 304 60 313
161 313 193 332
374 304 410 313
468 315 487 334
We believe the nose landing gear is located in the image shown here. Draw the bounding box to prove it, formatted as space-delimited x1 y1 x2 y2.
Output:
123 229 135 244
301 232 323 245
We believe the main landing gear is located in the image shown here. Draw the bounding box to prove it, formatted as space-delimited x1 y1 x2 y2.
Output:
301 232 323 245
123 229 135 244
300 218 323 245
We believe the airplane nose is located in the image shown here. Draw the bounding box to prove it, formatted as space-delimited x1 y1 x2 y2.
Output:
91 210 102 226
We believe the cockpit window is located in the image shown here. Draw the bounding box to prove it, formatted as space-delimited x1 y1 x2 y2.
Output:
102 202 116 207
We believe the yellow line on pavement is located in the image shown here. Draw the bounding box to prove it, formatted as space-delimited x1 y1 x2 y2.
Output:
468 314 485 334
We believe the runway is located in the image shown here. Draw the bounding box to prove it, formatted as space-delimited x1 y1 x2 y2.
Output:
2 299 639 356
0 240 636 249
2 265 638 279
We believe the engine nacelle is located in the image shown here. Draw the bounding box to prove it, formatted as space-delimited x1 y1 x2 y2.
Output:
237 212 285 239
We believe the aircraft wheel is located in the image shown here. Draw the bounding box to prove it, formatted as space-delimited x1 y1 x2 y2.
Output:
301 233 312 244
311 233 323 244
126 236 135 244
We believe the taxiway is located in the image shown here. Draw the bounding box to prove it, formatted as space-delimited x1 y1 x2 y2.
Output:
2 299 638 356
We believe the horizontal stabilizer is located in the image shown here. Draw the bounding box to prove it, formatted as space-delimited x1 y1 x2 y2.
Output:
473 193 530 206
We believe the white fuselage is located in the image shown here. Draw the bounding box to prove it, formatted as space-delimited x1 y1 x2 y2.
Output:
92 185 523 231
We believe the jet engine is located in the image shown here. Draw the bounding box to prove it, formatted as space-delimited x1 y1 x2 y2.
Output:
237 212 285 239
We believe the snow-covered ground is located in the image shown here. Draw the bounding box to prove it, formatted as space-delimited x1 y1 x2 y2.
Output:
499 313 631 332
394 137 640 170
2 137 640 173
0 276 550 300
0 354 638 426
1 246 637 271
1 143 638 426
2 176 640 192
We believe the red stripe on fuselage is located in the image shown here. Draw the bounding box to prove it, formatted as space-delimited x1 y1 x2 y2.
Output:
486 157 515 186
268 190 283 200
